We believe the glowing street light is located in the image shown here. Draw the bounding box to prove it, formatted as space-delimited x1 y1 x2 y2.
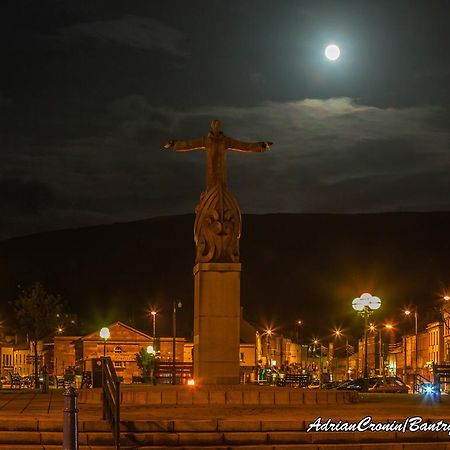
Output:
352 293 381 391
172 301 182 385
296 320 303 344
380 323 394 381
312 337 323 387
264 328 274 368
100 327 110 357
150 310 157 340
404 308 419 380
332 328 349 381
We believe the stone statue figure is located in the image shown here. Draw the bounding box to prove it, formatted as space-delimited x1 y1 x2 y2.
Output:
164 119 272 263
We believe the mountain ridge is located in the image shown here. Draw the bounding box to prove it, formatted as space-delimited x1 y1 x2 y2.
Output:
1 212 449 342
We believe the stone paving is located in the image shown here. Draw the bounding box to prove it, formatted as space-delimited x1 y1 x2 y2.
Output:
0 389 449 423
1 390 450 448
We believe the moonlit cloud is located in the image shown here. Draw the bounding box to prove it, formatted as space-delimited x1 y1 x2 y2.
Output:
1 2 449 239
1 95 448 238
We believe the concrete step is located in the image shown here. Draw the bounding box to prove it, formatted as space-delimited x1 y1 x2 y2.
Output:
0 429 449 447
0 443 450 449
5 417 447 432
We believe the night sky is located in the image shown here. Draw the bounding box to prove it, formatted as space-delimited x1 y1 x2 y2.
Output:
1 1 449 240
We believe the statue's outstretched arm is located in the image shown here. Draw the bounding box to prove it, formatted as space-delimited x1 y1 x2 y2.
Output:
163 137 205 152
226 137 273 153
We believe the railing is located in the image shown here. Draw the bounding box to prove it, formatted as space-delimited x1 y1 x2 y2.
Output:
102 357 121 449
413 373 432 394
156 362 193 384
433 363 450 399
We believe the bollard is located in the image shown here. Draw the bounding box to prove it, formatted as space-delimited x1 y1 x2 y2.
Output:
63 386 78 450
41 365 49 394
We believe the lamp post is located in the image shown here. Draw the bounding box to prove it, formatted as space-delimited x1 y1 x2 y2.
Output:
99 327 110 357
313 338 322 387
443 296 450 363
265 329 273 369
381 324 393 384
172 301 182 385
333 329 348 382
404 309 418 382
352 293 381 392
296 320 303 344
150 310 157 340
147 345 155 384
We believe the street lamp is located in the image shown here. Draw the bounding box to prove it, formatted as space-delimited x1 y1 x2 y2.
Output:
296 320 303 344
352 293 381 391
264 329 273 368
333 329 349 381
443 296 450 363
404 308 418 380
313 338 323 387
100 327 110 357
379 323 394 382
150 310 157 340
172 301 182 385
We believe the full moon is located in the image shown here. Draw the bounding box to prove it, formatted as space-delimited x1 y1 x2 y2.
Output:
325 44 340 61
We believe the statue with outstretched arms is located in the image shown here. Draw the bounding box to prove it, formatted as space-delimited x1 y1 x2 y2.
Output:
164 119 272 263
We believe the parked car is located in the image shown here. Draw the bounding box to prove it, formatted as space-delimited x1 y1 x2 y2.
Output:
322 381 341 389
369 377 409 393
308 379 321 389
337 376 408 393
336 377 379 391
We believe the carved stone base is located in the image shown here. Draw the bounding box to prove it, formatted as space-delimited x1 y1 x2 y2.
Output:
193 262 241 384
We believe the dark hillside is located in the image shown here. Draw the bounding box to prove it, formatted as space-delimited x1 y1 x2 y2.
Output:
0 212 449 342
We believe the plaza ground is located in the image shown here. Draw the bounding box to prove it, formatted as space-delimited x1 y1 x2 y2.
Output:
0 389 449 422
1 389 450 449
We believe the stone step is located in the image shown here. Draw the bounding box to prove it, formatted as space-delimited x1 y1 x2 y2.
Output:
0 429 449 447
79 387 358 406
0 443 450 450
2 417 449 433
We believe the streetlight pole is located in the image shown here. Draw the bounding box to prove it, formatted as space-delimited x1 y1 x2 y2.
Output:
332 329 348 382
265 329 272 369
151 311 157 340
443 296 450 363
296 320 303 368
313 338 321 387
381 324 393 384
352 293 381 392
172 301 182 385
346 336 349 380
296 320 303 344
404 308 418 385
99 327 110 358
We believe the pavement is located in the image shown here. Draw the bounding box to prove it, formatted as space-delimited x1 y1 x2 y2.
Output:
0 389 449 423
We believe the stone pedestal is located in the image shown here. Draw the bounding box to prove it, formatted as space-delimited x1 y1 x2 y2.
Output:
193 262 241 384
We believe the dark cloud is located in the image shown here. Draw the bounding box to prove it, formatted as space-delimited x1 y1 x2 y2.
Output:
0 2 449 238
1 94 448 239
62 15 188 56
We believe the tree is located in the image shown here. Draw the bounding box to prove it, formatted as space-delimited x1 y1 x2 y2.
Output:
135 348 156 383
14 282 62 387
